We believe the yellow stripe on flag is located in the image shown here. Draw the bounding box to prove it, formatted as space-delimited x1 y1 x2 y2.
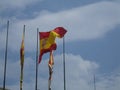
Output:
39 27 67 63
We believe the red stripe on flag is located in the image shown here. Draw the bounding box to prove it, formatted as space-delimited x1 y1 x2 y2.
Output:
53 27 67 38
38 44 56 63
40 32 50 39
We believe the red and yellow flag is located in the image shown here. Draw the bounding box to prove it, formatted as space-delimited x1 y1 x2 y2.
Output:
20 27 25 90
38 27 67 63
20 29 25 67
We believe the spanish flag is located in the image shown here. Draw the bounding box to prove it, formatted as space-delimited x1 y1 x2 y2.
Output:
38 27 67 63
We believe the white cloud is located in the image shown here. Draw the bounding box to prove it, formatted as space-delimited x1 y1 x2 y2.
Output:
0 57 36 89
0 1 120 90
0 54 120 90
0 1 120 52
96 72 120 90
0 54 99 90
14 1 120 41
50 54 99 90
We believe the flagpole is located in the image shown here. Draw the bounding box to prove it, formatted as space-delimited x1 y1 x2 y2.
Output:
20 25 25 90
3 20 9 90
93 74 96 90
20 59 23 90
35 28 39 90
63 37 66 90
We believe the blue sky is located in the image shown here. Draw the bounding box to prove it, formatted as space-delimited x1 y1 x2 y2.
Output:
0 0 120 90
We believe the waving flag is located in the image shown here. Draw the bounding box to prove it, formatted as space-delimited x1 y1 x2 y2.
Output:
39 27 67 90
38 27 67 63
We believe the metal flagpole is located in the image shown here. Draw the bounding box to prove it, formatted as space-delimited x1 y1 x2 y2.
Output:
63 37 66 90
20 60 24 90
94 74 96 90
3 20 9 90
35 28 39 90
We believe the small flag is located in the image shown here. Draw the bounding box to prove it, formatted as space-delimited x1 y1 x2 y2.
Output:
38 27 67 63
20 26 25 90
20 32 24 67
